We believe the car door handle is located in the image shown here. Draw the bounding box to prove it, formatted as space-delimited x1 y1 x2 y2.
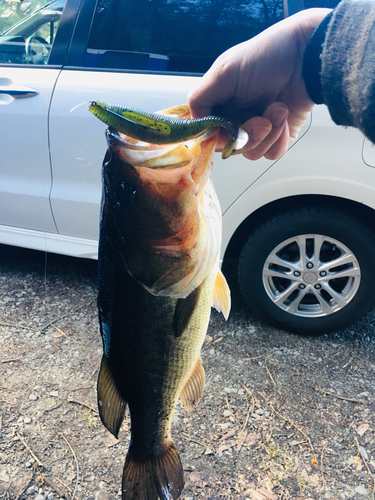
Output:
0 84 38 98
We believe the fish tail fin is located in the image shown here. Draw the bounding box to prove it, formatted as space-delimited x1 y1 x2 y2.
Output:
122 441 184 500
97 354 127 438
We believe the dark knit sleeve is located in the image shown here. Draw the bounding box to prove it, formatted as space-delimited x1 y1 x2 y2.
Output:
302 11 333 105
305 0 375 144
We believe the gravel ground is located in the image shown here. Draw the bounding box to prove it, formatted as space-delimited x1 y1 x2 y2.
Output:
0 244 374 500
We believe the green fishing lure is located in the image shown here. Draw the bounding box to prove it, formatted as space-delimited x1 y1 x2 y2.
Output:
89 101 248 159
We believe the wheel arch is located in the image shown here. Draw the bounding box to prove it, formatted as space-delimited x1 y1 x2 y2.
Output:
222 194 375 262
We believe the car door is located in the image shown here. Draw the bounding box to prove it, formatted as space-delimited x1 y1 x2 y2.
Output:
0 66 58 235
0 0 74 247
48 0 288 258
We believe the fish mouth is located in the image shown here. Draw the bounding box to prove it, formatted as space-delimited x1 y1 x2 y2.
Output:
107 126 215 153
105 124 221 299
106 126 219 172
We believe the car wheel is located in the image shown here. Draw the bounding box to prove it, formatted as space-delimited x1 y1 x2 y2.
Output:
238 206 375 335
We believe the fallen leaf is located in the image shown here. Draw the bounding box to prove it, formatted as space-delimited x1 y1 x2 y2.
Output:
309 473 320 487
189 471 206 483
255 486 278 500
217 443 232 454
290 440 306 446
218 423 231 431
236 431 248 451
104 434 119 447
245 432 261 446
299 469 309 481
357 423 370 436
204 335 213 345
0 471 10 482
353 456 362 468
219 429 236 441
250 491 266 500
51 332 63 338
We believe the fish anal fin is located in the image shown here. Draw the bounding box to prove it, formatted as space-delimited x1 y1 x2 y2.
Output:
212 269 231 320
122 441 184 500
97 355 127 438
173 285 200 337
180 355 205 412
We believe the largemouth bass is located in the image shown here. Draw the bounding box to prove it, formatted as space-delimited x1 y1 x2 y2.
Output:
94 104 231 499
89 101 248 159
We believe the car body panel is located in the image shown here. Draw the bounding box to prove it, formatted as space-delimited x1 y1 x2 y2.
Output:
221 106 375 253
362 138 375 167
0 66 59 233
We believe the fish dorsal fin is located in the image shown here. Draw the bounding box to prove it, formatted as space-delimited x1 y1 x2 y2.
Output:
97 354 127 438
180 355 205 412
212 269 231 320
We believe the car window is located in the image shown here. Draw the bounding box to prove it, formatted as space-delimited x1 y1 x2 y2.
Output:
303 0 340 7
85 0 284 74
0 0 66 64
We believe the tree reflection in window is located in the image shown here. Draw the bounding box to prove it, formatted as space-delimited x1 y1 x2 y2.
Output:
87 0 284 73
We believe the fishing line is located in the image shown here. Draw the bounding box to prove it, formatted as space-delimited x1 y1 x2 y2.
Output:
69 101 90 114
44 246 48 308
42 229 49 313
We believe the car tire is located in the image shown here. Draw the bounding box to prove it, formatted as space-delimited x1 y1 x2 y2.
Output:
238 206 375 335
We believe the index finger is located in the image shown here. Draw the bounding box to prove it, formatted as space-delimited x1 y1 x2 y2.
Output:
187 86 216 119
188 64 239 119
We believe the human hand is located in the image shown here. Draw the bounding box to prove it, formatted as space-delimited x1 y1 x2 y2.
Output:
188 8 331 160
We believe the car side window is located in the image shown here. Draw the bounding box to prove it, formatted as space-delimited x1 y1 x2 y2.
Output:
85 0 284 74
0 0 66 65
303 0 340 7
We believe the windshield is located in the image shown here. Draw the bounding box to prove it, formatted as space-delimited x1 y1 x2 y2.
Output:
0 0 66 64
0 0 64 36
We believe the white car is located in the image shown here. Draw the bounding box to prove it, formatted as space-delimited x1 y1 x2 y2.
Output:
1 0 374 335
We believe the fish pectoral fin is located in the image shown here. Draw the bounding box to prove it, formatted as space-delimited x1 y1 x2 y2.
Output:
97 355 127 438
212 269 231 320
123 441 184 500
180 355 205 412
172 284 200 337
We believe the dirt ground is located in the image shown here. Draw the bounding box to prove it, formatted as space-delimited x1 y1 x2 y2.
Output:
0 244 374 500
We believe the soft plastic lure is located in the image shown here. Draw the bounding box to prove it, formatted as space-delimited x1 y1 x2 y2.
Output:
89 101 248 159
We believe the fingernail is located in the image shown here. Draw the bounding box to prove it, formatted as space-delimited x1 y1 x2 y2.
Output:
270 108 288 128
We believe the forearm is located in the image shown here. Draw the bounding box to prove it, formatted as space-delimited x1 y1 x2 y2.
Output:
303 0 375 143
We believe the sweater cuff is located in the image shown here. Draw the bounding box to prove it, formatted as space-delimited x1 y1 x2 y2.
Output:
302 11 333 104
